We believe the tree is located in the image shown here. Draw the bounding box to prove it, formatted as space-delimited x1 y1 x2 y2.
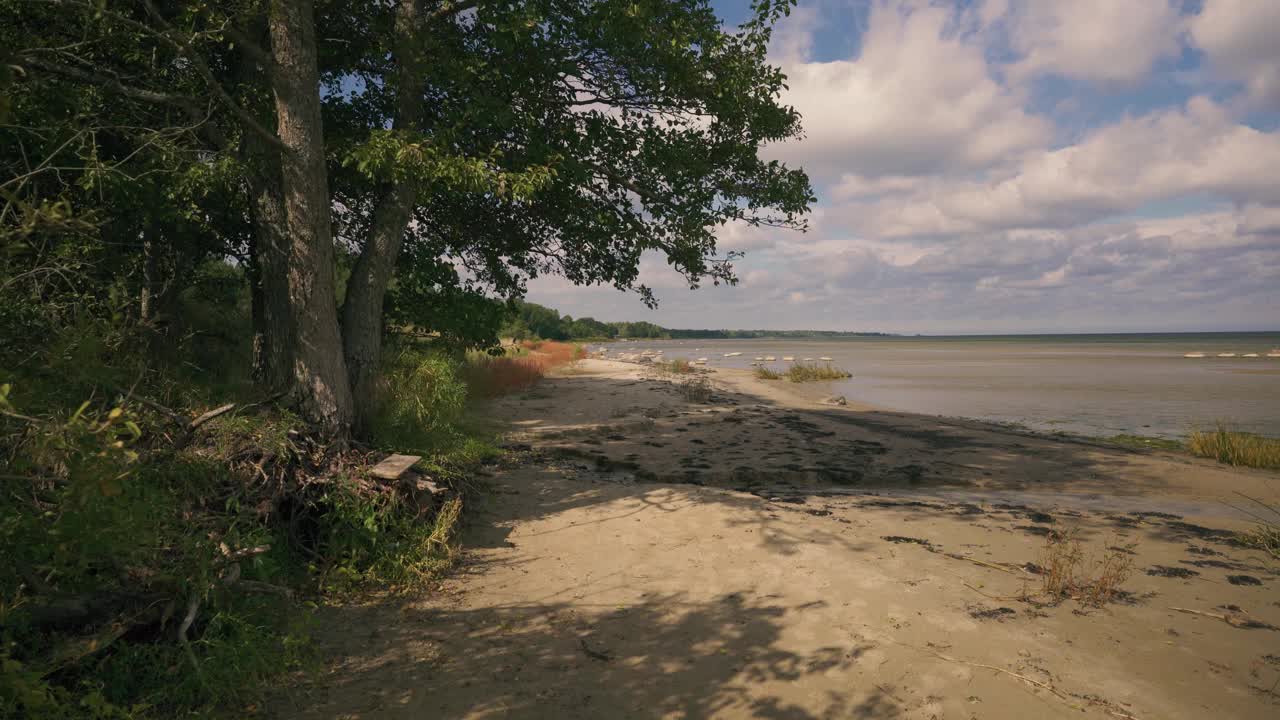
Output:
7 0 813 439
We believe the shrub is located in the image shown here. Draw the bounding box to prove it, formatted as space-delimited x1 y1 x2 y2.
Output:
1037 530 1134 606
753 366 782 380
371 348 467 447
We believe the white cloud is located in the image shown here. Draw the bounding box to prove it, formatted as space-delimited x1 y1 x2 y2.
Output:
854 96 1280 237
769 0 1050 180
1000 0 1183 85
523 0 1280 333
1189 0 1280 109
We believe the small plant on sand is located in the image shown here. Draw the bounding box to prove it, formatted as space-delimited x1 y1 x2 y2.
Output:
678 374 713 403
1230 493 1280 561
1037 530 1134 606
1186 423 1280 470
786 362 852 382
753 366 782 380
656 358 695 375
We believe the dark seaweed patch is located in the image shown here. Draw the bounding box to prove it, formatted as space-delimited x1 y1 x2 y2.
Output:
1146 565 1199 578
1227 575 1262 586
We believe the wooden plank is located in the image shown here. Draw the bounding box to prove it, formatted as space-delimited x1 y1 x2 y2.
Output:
370 453 422 480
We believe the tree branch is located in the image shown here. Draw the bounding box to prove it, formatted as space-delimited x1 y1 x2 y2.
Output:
17 55 201 110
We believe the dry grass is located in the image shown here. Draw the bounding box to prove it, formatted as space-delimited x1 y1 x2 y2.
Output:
1037 530 1134 606
655 358 696 375
463 341 584 397
753 366 782 380
678 374 713 403
786 362 852 382
1186 423 1280 470
1230 493 1280 561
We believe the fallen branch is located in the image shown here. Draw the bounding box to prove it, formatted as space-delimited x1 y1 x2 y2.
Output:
579 637 613 662
177 588 208 690
922 648 1141 719
188 403 236 431
941 551 1021 575
1169 606 1279 631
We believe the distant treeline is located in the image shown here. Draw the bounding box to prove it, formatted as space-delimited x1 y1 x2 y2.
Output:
503 301 891 340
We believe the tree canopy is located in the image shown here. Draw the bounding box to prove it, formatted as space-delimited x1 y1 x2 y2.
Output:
2 0 813 437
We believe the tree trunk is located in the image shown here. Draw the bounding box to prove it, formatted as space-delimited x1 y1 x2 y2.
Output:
341 0 426 435
245 152 294 391
268 0 354 438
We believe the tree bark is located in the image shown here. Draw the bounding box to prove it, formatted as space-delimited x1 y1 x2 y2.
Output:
341 0 427 434
268 0 354 437
245 149 294 390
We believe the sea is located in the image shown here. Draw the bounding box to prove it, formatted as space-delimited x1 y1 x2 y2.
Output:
598 332 1280 439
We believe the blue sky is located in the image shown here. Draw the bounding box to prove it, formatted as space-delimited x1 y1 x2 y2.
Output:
528 0 1280 333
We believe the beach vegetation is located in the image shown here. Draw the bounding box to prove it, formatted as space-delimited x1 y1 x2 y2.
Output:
1 0 814 710
786 363 853 382
656 358 696 375
1036 531 1135 606
678 375 714 403
754 366 783 380
462 341 585 398
1104 434 1184 452
1186 424 1280 470
1229 494 1280 561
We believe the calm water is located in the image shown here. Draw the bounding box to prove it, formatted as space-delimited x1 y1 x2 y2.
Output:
601 333 1280 439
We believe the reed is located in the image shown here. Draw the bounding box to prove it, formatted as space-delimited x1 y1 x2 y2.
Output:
753 366 782 380
1186 423 1280 470
785 362 852 382
462 341 585 397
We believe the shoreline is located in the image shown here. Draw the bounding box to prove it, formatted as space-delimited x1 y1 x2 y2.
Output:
291 357 1280 719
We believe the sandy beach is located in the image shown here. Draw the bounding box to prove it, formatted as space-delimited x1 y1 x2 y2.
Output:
284 359 1280 719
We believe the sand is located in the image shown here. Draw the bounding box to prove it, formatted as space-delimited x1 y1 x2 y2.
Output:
279 359 1280 719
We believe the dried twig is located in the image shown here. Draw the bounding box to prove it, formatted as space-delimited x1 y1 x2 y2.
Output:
177 589 208 689
1169 606 1279 631
922 648 1141 719
941 551 1022 575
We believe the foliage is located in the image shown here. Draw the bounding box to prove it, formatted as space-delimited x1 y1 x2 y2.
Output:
1186 423 1280 469
371 347 468 445
753 366 782 380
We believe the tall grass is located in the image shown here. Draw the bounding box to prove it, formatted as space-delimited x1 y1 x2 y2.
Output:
1186 423 1280 470
461 340 584 397
754 366 782 380
785 362 852 382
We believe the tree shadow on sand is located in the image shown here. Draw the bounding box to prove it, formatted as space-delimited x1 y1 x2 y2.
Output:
279 591 896 719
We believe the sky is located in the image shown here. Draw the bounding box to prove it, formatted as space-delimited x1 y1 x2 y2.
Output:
526 0 1280 334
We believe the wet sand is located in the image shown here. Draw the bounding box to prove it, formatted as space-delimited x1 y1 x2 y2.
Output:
282 359 1280 719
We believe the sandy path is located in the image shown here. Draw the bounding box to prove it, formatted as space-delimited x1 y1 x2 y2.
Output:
281 360 1280 719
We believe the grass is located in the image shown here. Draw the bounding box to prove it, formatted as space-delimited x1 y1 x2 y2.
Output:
753 366 782 380
785 362 852 382
678 374 713 403
461 340 585 397
655 358 695 375
0 320 548 717
1186 423 1280 470
1036 530 1134 606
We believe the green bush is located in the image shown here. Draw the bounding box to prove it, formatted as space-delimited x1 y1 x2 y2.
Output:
370 347 468 452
